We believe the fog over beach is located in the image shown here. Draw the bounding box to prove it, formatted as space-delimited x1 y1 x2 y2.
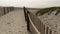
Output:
0 0 60 8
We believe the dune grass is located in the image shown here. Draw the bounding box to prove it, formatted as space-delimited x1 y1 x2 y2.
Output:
36 7 60 16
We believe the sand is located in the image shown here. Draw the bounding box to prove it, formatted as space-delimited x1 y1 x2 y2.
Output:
0 9 29 34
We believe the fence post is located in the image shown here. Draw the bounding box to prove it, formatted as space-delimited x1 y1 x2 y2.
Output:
23 7 30 30
23 7 27 21
4 7 5 14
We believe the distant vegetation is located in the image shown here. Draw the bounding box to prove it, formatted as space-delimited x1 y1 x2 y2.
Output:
36 7 60 16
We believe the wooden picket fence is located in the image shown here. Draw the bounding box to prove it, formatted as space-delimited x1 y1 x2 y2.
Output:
0 7 14 17
23 7 58 34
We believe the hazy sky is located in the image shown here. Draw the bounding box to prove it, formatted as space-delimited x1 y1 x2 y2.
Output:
0 0 60 8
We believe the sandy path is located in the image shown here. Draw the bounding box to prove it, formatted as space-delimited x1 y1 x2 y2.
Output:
0 9 29 34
